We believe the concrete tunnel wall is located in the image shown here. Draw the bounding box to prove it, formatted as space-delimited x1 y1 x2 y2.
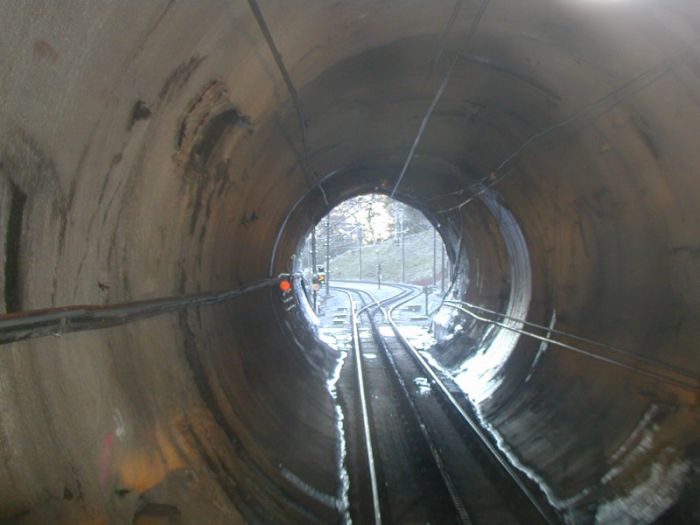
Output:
0 0 699 523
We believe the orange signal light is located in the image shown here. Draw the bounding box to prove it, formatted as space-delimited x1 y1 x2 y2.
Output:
279 279 292 292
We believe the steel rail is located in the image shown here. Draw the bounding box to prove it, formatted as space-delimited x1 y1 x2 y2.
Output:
375 285 559 524
354 286 473 525
444 301 699 393
331 282 412 321
372 285 697 391
355 286 412 319
334 283 452 522
332 288 383 525
333 282 559 521
359 283 697 391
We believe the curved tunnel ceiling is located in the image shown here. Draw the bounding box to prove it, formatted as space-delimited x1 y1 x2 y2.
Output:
0 1 699 523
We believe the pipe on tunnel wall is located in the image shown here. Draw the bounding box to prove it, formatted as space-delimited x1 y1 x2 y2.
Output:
0 1 699 523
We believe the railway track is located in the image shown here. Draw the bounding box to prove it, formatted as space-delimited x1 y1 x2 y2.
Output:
331 282 559 525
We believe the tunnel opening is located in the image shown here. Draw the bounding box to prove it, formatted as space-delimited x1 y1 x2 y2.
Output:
274 183 556 522
291 191 460 368
295 192 453 304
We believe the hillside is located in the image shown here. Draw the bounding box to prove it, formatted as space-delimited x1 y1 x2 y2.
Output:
326 229 447 285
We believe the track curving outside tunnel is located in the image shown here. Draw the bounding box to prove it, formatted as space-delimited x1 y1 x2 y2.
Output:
0 1 699 523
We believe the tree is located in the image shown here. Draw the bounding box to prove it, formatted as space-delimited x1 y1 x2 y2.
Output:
299 193 437 281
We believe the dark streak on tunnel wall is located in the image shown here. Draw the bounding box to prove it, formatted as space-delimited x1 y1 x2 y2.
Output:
4 181 27 313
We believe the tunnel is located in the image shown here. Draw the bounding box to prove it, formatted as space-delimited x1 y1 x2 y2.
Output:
0 0 699 523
